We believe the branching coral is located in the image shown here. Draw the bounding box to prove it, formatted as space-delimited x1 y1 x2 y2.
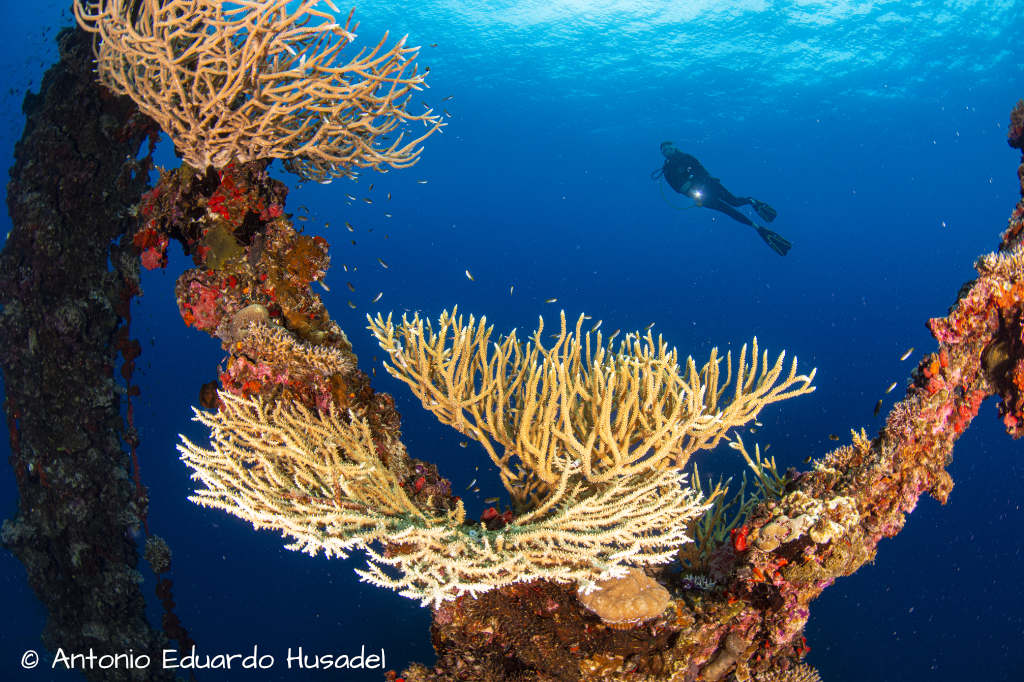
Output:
369 308 816 508
179 389 707 606
73 0 442 180
178 308 815 607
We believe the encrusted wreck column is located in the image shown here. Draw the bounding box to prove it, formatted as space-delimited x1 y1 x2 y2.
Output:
0 28 172 680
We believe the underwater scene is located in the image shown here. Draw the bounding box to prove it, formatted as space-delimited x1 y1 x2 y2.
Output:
2 1 1023 680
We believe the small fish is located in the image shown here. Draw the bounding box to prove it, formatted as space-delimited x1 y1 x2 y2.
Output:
377 257 389 268
347 300 357 309
416 179 429 184
900 347 914 361
764 444 771 451
369 183 374 192
342 264 349 272
317 280 330 292
372 291 383 303
590 320 602 333
443 94 454 101
459 441 468 448
465 269 474 281
886 381 899 394
351 239 356 245
873 399 883 416
466 478 476 489
644 322 655 331
430 43 438 47
296 215 308 221
384 213 392 218
387 192 392 201
345 193 357 201
472 488 480 494
444 109 452 118
509 285 515 295
609 329 621 341
804 455 812 463
346 282 355 292
484 497 499 504
345 221 354 232
363 197 373 204
828 434 839 441
545 297 557 303
324 222 330 228
754 421 763 427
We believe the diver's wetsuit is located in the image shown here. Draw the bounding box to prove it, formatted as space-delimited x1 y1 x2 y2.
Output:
661 150 757 227
658 142 790 256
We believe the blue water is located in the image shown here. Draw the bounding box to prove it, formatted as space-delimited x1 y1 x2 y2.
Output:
2 1 1023 680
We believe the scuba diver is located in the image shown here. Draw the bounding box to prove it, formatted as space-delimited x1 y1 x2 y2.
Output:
653 142 792 256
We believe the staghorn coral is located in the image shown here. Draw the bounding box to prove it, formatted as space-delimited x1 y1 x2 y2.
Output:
74 0 442 180
753 663 822 682
368 308 815 508
179 389 707 606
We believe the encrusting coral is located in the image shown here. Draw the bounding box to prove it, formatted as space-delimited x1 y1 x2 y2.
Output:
576 568 672 628
73 0 442 180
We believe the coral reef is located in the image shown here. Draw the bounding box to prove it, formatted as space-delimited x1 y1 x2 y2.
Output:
158 167 811 608
8 10 1024 682
184 305 787 604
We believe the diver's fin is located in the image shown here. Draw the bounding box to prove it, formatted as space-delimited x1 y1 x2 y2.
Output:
756 226 791 256
752 199 777 223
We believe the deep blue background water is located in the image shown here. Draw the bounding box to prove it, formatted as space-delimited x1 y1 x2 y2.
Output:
2 1 1024 680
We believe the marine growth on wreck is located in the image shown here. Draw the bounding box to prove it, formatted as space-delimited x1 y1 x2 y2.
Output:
2 3 1023 682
